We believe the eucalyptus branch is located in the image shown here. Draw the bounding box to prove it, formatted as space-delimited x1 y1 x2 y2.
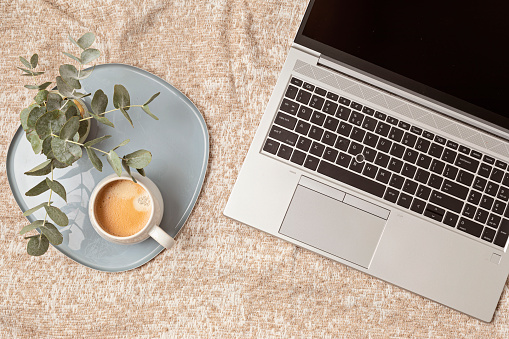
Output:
79 105 144 121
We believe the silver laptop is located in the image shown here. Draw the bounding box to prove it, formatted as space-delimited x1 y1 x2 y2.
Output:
224 0 509 321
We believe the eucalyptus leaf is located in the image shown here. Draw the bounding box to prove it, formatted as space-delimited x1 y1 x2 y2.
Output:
40 223 63 245
30 54 38 68
20 106 32 130
119 107 133 127
24 85 39 90
24 159 52 176
56 76 74 98
17 67 32 74
136 168 146 177
80 48 100 64
22 203 50 217
34 90 48 105
59 64 81 89
107 151 122 176
35 109 66 140
63 52 81 64
19 56 32 69
84 135 111 147
141 105 158 120
86 148 102 172
112 139 129 151
64 105 78 120
51 159 69 169
27 130 42 154
25 179 49 197
143 92 160 106
72 92 91 99
45 178 66 202
90 112 114 128
20 220 44 234
46 92 63 112
68 35 81 49
122 159 136 182
42 136 53 156
124 150 152 169
20 71 44 76
60 116 80 140
113 84 130 110
51 137 82 165
27 106 46 129
44 205 68 226
78 120 89 140
77 32 95 49
27 234 49 256
37 82 52 90
91 89 108 114
76 67 94 80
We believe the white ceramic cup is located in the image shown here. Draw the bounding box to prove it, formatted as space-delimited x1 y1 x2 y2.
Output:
88 173 175 249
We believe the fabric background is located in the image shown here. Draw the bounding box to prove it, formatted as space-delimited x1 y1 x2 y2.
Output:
1 0 509 337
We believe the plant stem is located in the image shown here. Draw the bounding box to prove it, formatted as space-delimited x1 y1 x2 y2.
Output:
41 164 54 234
50 134 112 156
79 105 144 121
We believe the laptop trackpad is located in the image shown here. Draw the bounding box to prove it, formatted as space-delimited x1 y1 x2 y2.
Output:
279 182 388 268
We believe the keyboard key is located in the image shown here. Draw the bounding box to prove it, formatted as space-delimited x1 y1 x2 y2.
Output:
296 136 312 152
362 116 378 131
303 82 315 91
416 185 432 200
309 95 325 110
415 169 431 184
481 227 496 243
424 209 443 222
492 200 505 215
459 145 470 154
314 87 327 96
474 209 489 224
397 193 412 208
269 125 298 146
336 106 351 120
402 149 418 164
402 132 417 148
275 112 297 130
442 179 468 199
290 149 306 165
491 168 504 183
486 182 500 197
470 150 482 160
390 174 405 189
467 190 482 205
428 174 443 189
323 116 340 131
386 116 398 125
326 92 339 101
290 77 303 87
364 133 379 148
277 144 293 160
478 163 491 178
362 147 377 162
480 195 494 210
430 159 445 175
375 122 391 137
285 85 298 99
337 121 353 136
402 180 418 195
498 186 509 201
455 154 479 173
349 159 364 173
430 190 464 213
388 127 404 142
434 135 446 145
310 142 325 157
483 155 495 165
350 101 363 111
347 142 363 156
388 158 404 173
429 143 444 158
411 126 423 135
374 111 387 120
310 111 326 126
416 154 432 169
335 136 350 151
444 212 459 227
474 177 487 191
351 127 366 142
398 121 410 130
322 131 337 147
446 140 458 150
296 90 311 105
422 131 434 140
349 111 364 126
457 170 474 186
295 120 311 135
415 138 431 153
376 168 391 184
362 106 375 115
317 161 386 198
411 198 426 214
375 153 390 167
390 144 406 158
494 219 509 247
322 101 338 115
280 98 299 115
297 106 313 120
309 126 324 141
336 152 352 167
263 138 279 155
304 155 319 170
401 163 417 178
376 138 392 153
443 165 458 180
487 214 501 229
339 97 351 106
323 147 338 163
496 160 508 170
457 218 483 238
384 187 399 203
442 149 457 164
363 163 378 179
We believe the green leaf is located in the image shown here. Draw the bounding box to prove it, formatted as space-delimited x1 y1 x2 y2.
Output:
76 66 94 80
136 168 146 177
23 204 50 217
34 90 48 105
27 234 49 256
113 84 130 110
19 56 32 69
20 220 44 234
80 48 100 64
30 54 38 68
44 205 68 226
56 76 74 98
60 116 80 140
27 106 46 129
24 159 52 176
46 92 62 111
25 179 49 197
24 85 39 90
51 159 69 169
27 130 42 154
78 119 89 140
112 139 129 151
42 136 53 156
90 112 114 128
17 67 32 74
64 105 79 120
20 107 32 131
122 159 137 183
46 178 66 202
86 147 103 172
119 107 133 127
68 35 81 49
141 105 159 120
63 52 81 64
35 109 66 140
38 82 52 90
143 92 160 106
51 137 82 165
107 151 122 176
21 71 44 76
40 223 63 245
59 64 81 89
124 150 152 169
84 135 111 147
91 89 108 114
77 32 95 49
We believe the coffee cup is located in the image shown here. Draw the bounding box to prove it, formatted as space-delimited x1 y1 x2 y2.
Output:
88 173 175 249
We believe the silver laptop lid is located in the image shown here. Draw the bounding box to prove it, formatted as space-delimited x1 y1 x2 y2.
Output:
293 0 509 138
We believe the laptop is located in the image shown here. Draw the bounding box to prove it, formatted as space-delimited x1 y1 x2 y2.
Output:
224 0 509 322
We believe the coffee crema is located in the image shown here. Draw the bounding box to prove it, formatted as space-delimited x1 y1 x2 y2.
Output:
94 179 153 237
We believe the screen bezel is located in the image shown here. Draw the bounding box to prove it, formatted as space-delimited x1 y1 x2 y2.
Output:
294 0 509 133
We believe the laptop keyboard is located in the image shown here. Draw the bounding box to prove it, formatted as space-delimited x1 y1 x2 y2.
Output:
262 76 509 249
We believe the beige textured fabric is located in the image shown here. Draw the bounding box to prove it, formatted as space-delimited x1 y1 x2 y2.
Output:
1 0 509 337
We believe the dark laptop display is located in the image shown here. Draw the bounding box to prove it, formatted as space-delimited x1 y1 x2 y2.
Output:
295 0 509 130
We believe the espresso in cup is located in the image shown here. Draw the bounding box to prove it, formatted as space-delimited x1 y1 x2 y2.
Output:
94 179 153 237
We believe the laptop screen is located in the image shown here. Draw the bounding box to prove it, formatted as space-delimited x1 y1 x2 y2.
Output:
295 0 509 132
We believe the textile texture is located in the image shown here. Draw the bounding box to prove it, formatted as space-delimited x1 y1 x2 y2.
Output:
1 0 509 337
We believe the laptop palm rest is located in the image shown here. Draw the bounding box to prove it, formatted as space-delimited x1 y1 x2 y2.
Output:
279 178 389 268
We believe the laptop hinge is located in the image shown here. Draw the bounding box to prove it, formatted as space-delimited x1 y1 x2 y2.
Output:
292 43 321 58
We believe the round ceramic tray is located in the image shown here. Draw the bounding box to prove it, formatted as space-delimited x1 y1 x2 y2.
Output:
7 64 209 272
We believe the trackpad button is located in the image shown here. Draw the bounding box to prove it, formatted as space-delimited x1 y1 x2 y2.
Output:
280 185 387 268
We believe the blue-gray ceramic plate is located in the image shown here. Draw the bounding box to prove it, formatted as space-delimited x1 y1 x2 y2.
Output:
7 64 209 272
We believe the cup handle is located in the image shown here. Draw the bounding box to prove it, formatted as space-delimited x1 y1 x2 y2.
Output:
149 225 175 249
